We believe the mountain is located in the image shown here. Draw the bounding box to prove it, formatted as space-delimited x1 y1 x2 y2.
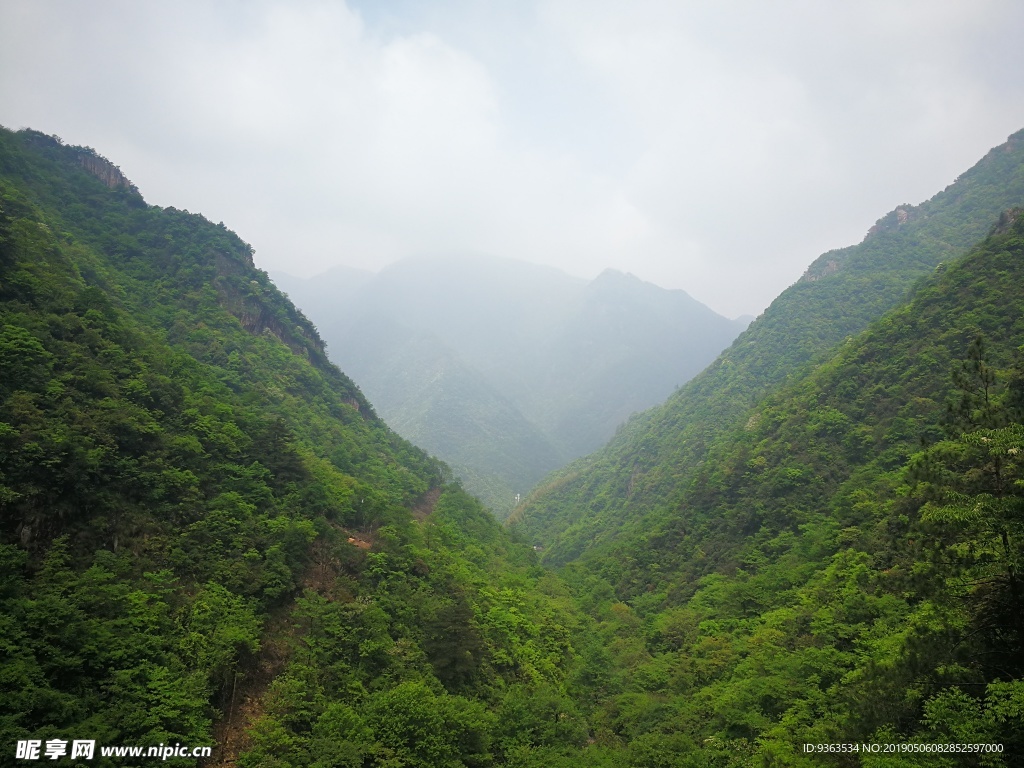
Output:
529 268 750 456
325 312 564 514
514 128 1024 563
0 126 619 767
3 122 1024 765
514 146 1024 758
279 256 744 516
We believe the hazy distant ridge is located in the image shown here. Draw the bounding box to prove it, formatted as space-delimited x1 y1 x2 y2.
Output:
277 255 743 515
514 126 1024 562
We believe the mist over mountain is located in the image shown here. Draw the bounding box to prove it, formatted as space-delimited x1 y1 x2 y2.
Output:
4 121 1024 764
276 255 745 515
500 128 1024 758
271 264 374 322
320 312 565 514
515 127 1024 561
0 126 623 767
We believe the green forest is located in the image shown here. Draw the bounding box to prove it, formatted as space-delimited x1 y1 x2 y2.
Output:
1 124 1023 767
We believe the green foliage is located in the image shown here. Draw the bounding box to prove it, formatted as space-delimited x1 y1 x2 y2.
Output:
516 129 1024 566
0 124 630 765
515 184 1024 758
1 127 555 761
6 122 1024 765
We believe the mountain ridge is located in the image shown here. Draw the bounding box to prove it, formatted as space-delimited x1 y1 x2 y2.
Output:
3 122 1024 764
0 124 622 767
281 252 744 516
513 126 1024 560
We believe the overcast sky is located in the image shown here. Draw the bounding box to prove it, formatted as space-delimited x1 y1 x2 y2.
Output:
2 1 1023 318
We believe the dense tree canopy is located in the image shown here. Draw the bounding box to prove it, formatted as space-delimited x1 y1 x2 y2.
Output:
3 124 1024 766
0 128 604 766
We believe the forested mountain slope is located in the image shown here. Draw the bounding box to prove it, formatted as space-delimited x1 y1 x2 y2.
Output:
527 208 1024 764
323 312 565 517
6 123 1023 767
280 256 745 517
514 128 1024 562
0 127 620 767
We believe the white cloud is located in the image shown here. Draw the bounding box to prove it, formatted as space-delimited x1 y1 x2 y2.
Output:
2 0 1024 316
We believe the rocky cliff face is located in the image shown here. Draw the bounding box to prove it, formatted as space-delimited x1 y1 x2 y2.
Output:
799 257 840 283
77 150 138 193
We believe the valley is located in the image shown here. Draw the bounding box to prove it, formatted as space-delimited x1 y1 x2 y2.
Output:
276 256 746 517
1 124 1023 767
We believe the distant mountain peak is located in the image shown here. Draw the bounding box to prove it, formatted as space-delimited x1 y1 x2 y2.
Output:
279 250 743 513
593 267 635 280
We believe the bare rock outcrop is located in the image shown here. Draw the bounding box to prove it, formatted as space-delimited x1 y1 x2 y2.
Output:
77 151 138 193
